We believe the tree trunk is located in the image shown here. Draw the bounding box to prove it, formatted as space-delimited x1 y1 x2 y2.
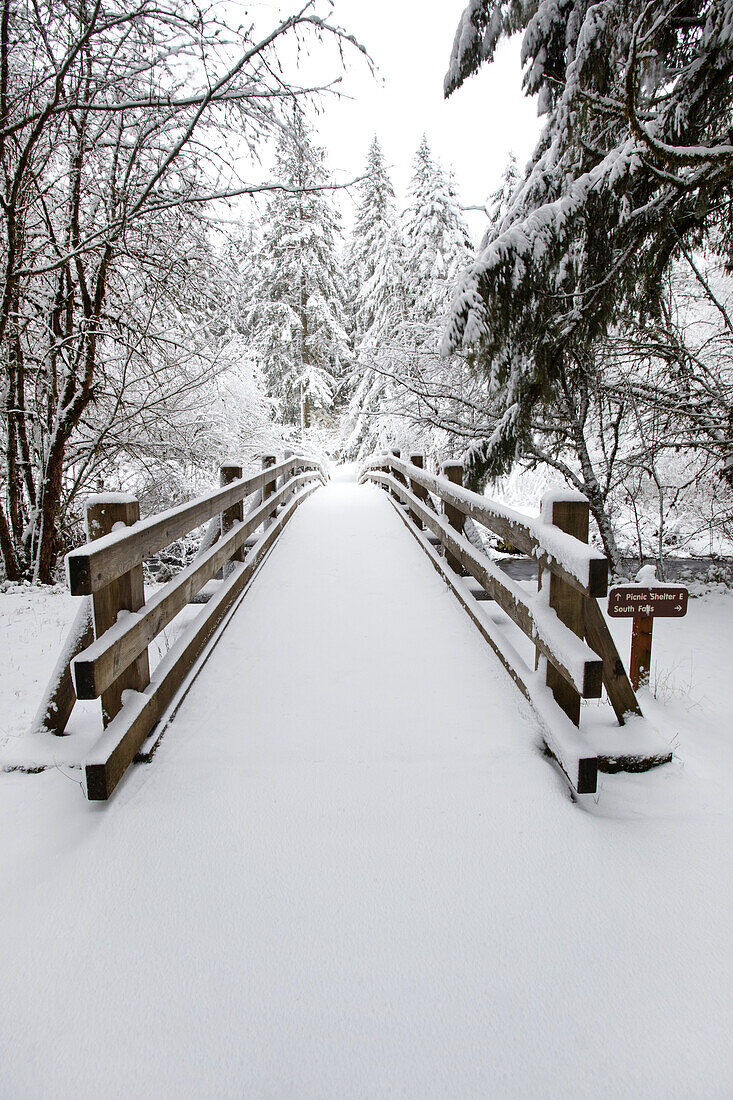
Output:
586 490 622 575
564 374 623 573
33 429 67 583
0 497 19 579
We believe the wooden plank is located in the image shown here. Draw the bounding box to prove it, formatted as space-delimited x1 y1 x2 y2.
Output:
366 455 607 598
220 462 244 564
544 499 587 726
280 450 294 488
407 453 426 527
83 481 321 800
87 498 150 726
583 595 642 722
73 472 317 701
389 450 407 497
630 613 654 690
382 491 598 795
29 596 93 735
262 454 277 530
597 749 671 774
368 471 602 698
66 455 317 596
441 461 465 574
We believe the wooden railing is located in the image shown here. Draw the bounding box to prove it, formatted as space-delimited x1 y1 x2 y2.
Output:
35 454 327 800
360 452 665 795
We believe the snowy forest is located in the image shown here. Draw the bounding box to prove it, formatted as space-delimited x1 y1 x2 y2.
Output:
1 0 732 583
3 4 733 1093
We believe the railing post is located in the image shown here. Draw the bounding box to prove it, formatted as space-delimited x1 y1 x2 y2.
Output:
408 453 427 527
220 462 244 564
389 449 404 498
441 461 465 574
86 496 150 726
281 449 294 495
262 454 277 529
544 497 589 725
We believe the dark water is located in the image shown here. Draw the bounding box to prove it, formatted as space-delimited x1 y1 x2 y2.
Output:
495 555 731 582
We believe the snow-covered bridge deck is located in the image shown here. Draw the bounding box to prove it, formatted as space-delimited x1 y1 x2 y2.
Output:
2 470 732 1096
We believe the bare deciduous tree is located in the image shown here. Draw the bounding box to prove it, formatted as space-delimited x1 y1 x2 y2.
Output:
0 0 363 580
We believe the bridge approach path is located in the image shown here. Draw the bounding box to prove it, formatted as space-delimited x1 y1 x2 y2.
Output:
1 467 731 1098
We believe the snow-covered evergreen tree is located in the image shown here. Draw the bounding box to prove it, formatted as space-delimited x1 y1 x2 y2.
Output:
486 153 519 227
245 114 351 434
443 0 733 482
342 138 403 456
344 223 409 457
346 136 397 336
401 136 474 326
344 137 475 460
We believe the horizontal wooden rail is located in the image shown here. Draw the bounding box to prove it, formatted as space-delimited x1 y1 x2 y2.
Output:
84 479 321 800
367 471 602 698
361 450 661 793
67 455 324 596
72 471 319 701
362 454 607 598
31 452 327 800
379 487 599 794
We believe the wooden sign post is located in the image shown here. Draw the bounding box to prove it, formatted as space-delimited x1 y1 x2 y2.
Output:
608 585 688 690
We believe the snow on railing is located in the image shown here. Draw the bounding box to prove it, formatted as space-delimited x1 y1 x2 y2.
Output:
36 454 327 801
360 451 661 796
360 452 607 597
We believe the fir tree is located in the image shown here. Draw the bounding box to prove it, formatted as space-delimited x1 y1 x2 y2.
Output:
344 223 409 457
401 135 473 326
443 1 733 480
347 136 397 336
345 137 474 459
245 114 350 434
486 153 519 227
342 137 402 456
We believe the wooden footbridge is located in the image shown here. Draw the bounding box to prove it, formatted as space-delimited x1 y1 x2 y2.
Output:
33 452 670 801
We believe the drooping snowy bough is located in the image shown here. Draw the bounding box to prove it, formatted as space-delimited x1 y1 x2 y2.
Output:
441 1 733 482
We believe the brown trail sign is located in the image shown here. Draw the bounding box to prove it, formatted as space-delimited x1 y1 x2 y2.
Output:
608 587 688 619
608 585 688 690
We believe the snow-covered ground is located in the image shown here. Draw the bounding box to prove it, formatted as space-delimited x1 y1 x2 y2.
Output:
1 470 733 1098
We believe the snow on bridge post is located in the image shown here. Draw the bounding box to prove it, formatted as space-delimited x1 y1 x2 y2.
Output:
262 455 277 530
408 454 428 528
281 450 295 500
220 463 244 566
29 596 93 736
441 462 465 575
542 495 588 727
86 496 150 726
389 450 407 501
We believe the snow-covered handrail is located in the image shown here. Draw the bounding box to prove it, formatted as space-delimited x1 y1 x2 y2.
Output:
360 453 607 598
37 454 327 800
360 452 650 795
365 468 603 700
67 454 326 595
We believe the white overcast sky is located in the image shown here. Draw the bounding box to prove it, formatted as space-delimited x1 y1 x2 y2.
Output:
241 1 542 240
322 0 541 237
